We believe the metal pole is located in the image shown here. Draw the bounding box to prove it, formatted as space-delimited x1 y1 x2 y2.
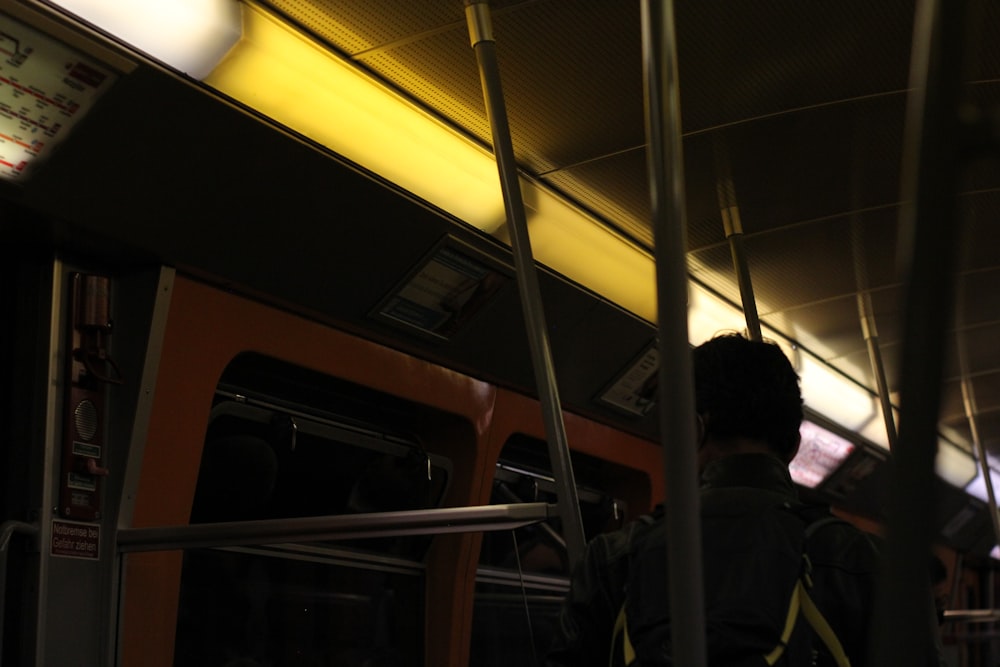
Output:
641 2 706 666
955 281 1000 551
870 0 965 663
849 218 898 449
857 292 899 449
716 177 762 341
463 0 586 569
961 379 1000 548
118 502 552 552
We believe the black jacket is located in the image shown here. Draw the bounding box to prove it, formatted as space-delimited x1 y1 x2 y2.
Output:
546 453 937 666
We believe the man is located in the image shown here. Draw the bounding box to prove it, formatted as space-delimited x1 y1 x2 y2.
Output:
546 333 938 666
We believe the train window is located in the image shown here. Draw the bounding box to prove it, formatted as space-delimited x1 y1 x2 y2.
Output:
472 434 633 665
478 434 630 576
192 399 451 557
174 354 454 666
191 353 452 555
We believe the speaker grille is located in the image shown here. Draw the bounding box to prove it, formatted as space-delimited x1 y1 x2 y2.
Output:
74 399 98 441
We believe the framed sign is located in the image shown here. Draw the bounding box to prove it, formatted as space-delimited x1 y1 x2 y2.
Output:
597 342 659 417
373 237 509 340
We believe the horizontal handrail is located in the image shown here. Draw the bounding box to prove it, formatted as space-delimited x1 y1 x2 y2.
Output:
0 520 38 552
117 502 553 553
944 608 1000 624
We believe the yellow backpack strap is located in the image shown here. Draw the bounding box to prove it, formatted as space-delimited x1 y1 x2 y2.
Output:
799 583 851 667
764 578 803 665
764 514 855 667
611 603 637 667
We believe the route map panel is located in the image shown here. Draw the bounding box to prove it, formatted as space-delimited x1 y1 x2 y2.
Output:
0 13 116 182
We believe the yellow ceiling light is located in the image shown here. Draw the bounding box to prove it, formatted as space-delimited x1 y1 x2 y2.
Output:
518 180 657 321
203 3 656 321
49 0 241 79
205 3 507 234
687 283 748 345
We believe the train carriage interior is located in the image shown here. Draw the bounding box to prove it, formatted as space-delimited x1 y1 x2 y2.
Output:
2 0 1000 664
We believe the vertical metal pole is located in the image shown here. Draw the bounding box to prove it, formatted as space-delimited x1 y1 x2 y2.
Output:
724 219 762 342
870 0 965 663
857 292 899 449
716 177 762 341
955 279 1000 553
850 218 898 449
641 2 706 666
961 379 1000 548
463 0 586 569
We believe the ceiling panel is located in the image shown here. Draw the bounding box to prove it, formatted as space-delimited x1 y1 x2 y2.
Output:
267 0 465 54
673 0 915 133
957 269 1000 329
715 97 906 237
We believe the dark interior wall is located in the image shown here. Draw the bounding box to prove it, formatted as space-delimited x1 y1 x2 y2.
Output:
1 205 56 667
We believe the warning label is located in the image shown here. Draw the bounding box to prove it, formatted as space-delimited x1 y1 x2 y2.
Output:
51 519 99 560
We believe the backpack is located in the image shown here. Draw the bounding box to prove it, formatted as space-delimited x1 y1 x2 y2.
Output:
610 501 852 667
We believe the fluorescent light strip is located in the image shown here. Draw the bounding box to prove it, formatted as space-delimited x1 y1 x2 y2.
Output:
206 4 507 233
966 465 1000 504
205 4 661 322
937 439 977 488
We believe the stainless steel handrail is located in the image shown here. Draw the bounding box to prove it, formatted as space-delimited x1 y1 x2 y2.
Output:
641 1 706 666
463 0 587 570
857 292 899 449
716 173 762 342
870 0 966 663
117 502 551 553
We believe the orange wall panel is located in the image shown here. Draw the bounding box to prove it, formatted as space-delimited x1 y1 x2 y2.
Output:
123 276 497 667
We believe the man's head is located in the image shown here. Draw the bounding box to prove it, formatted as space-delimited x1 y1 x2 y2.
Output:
692 333 803 463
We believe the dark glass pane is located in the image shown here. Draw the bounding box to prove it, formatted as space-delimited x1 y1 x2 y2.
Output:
469 581 564 667
175 548 423 667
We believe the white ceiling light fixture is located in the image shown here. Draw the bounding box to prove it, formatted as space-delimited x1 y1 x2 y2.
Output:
966 462 1000 504
47 0 242 79
935 439 977 488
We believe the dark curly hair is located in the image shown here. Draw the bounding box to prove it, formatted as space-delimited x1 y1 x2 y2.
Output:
692 333 803 460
